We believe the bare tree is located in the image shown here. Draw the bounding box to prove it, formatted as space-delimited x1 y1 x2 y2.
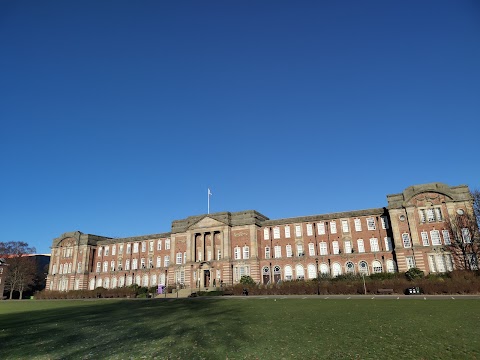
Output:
0 242 37 299
443 191 480 270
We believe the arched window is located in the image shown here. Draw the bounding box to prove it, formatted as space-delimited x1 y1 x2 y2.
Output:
332 263 342 277
295 264 305 279
359 261 369 275
273 266 281 283
126 275 133 286
143 275 149 287
372 260 383 273
104 277 110 289
284 265 293 280
119 276 125 287
89 279 95 290
160 273 166 285
307 264 316 279
319 263 329 275
151 274 157 286
135 275 141 285
111 277 117 288
345 261 355 274
386 260 396 273
96 278 102 288
262 266 270 285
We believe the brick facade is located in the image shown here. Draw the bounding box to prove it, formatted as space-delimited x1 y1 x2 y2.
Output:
46 182 474 292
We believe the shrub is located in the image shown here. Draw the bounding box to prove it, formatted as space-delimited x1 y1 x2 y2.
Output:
239 275 256 286
405 268 424 281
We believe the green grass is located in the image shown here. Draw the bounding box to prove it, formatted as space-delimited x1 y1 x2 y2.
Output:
1 298 479 359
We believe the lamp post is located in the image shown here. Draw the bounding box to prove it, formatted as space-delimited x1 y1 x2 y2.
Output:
315 258 319 295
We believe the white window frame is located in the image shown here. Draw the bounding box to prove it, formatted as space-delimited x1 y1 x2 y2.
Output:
421 231 430 246
344 241 352 254
308 243 315 256
357 239 365 253
295 225 302 238
264 228 270 240
330 221 337 234
402 233 412 248
306 224 313 236
354 219 362 232
286 244 293 258
381 216 389 229
367 218 376 230
243 246 250 259
285 226 291 238
430 230 442 246
317 223 325 235
165 239 171 250
341 220 349 233
370 238 379 252
332 241 339 255
319 242 328 255
274 245 282 258
273 227 280 239
384 237 392 251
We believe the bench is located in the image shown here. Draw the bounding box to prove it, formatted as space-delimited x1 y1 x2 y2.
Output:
377 288 394 294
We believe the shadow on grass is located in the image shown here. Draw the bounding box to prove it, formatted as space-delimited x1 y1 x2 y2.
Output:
0 298 246 359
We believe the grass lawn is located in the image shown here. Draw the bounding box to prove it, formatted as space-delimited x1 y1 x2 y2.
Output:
1 298 479 359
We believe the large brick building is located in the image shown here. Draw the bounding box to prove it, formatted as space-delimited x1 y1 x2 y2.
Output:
46 182 475 292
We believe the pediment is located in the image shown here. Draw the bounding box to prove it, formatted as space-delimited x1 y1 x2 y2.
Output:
189 216 225 230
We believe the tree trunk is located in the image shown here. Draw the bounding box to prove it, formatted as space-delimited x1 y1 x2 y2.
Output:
9 289 13 299
19 290 23 300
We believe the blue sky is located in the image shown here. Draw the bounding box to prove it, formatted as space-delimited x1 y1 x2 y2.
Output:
1 1 479 254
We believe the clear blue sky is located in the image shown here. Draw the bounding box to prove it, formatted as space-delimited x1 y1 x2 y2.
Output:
1 1 479 254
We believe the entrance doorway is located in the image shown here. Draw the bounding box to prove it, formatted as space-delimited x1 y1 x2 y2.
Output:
204 270 210 288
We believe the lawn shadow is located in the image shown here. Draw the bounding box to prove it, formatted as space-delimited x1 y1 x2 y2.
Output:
0 298 247 359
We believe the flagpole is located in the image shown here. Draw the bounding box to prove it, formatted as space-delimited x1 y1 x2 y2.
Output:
208 188 210 214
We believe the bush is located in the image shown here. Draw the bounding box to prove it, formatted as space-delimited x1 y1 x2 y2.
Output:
405 268 424 281
239 275 256 286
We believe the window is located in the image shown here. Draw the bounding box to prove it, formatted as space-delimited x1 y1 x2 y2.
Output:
295 225 302 237
119 244 124 254
110 260 115 271
319 263 329 275
127 244 131 254
132 259 138 270
295 264 305 279
125 259 130 271
467 253 478 270
344 241 352 254
319 242 328 255
354 218 362 232
442 230 451 245
183 252 187 264
104 246 109 256
98 247 103 257
286 244 293 258
308 243 315 256
164 255 170 267
207 251 212 261
384 237 392 251
103 261 108 272
332 241 339 255
370 238 379 252
149 241 154 252
345 261 355 274
306 223 313 236
217 249 222 260
265 246 271 259
112 245 116 256
273 227 280 239
198 251 202 261
332 263 341 277
285 226 291 238
330 221 337 234
317 223 325 235
59 264 63 274
307 264 317 279
234 247 241 260
430 230 441 246
243 246 249 259
381 216 389 229
386 260 396 273
141 242 146 253
372 260 382 273
77 262 82 273
429 254 453 273
359 261 369 275
406 256 416 270
357 239 365 253
297 243 304 256
165 239 170 250
462 228 471 243
175 253 182 264
421 231 429 246
264 228 269 240
420 207 443 223
117 260 122 270
133 243 139 253
52 264 57 274
284 265 293 280
367 218 376 230
274 245 282 258
341 220 349 233
157 240 162 251
402 233 411 248
156 256 161 268
140 258 146 269
96 262 101 273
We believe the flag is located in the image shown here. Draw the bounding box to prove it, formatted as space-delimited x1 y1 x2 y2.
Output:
208 188 212 196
